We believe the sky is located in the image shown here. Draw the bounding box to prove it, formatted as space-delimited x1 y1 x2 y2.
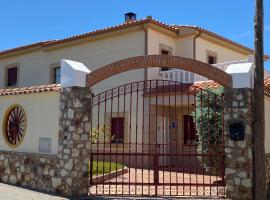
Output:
0 0 269 70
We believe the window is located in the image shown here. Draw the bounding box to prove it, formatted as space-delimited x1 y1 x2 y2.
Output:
53 67 61 84
6 67 18 87
206 50 217 64
111 117 124 143
183 115 196 145
208 55 216 64
160 50 170 71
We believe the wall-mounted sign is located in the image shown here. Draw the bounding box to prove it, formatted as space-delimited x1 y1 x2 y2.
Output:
169 122 177 129
3 105 27 148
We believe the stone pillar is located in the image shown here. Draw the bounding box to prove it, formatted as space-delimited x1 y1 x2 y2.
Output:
57 86 91 196
224 88 253 199
223 62 256 200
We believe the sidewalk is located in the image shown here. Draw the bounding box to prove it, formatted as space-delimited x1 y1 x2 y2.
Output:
0 183 69 200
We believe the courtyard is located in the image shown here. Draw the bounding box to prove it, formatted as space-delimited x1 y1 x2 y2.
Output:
90 168 225 196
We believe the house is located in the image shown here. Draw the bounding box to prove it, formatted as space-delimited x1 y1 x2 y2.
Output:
0 12 270 154
1 13 268 90
1 13 270 197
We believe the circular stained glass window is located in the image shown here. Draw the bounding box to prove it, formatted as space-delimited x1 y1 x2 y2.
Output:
3 105 27 147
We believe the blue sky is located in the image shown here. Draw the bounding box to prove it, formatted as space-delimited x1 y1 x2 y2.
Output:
0 0 269 70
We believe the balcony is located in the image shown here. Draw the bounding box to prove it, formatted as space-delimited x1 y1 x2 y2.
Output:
160 69 195 83
159 56 260 83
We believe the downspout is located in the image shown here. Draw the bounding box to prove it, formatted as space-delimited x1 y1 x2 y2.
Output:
193 30 201 60
142 25 149 80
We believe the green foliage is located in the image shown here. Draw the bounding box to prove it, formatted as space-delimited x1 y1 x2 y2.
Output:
90 124 115 144
91 161 123 175
192 86 224 167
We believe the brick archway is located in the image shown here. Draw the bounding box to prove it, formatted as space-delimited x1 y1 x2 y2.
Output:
86 55 232 87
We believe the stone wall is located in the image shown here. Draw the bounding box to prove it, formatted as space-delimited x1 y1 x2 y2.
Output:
224 88 253 200
0 86 91 197
266 153 270 195
0 151 59 192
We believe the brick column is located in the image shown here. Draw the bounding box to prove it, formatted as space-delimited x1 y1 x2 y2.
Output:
224 88 253 200
57 86 91 196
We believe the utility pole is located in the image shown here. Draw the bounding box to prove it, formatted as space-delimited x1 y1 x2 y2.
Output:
254 0 266 199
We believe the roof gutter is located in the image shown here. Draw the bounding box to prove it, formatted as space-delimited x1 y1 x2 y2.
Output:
193 30 201 59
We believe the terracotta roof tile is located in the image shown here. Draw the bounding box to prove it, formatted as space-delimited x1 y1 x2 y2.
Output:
0 17 257 57
265 78 270 96
0 41 52 56
0 84 60 96
194 79 270 97
0 79 269 97
177 25 255 54
192 80 221 90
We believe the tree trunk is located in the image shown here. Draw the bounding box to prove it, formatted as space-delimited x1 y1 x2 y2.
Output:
253 0 266 199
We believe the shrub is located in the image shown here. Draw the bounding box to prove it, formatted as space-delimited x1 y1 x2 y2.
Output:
90 124 115 144
192 86 224 171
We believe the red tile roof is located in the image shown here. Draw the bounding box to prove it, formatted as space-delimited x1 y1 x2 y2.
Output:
177 25 255 55
0 17 257 57
0 41 51 56
194 79 270 97
144 79 270 97
0 79 269 97
192 80 221 90
0 84 60 96
265 78 270 97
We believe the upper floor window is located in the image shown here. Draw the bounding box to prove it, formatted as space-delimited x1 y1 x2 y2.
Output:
50 63 61 84
6 66 18 87
53 67 61 84
206 50 217 64
160 45 173 71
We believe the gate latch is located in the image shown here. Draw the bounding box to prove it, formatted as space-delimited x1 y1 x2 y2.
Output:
229 122 245 140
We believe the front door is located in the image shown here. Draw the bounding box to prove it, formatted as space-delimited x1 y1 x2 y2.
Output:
157 117 169 166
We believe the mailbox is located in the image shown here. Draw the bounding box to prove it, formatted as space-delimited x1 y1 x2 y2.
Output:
170 122 177 129
229 122 245 140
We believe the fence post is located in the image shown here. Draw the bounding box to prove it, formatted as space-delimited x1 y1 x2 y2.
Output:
56 59 92 196
224 63 254 199
57 86 92 196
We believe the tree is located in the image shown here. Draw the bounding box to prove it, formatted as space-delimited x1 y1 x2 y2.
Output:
192 86 224 170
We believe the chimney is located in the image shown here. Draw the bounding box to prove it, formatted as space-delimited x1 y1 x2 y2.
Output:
124 12 137 22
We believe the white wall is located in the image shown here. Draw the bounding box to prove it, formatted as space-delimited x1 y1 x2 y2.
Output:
0 29 146 92
175 36 194 59
146 31 249 81
0 28 251 91
265 96 270 154
196 37 248 63
0 92 60 154
147 28 176 80
0 51 47 88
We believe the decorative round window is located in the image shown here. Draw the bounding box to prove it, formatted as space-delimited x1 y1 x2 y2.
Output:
3 105 27 147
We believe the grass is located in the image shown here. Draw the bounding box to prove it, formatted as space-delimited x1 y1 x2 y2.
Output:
91 161 124 176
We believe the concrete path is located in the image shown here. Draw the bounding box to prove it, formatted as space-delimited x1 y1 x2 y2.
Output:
0 183 69 200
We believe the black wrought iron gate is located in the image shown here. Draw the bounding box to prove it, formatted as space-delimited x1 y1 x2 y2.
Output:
89 80 225 197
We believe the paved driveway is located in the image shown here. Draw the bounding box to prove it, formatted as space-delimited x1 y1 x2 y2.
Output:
0 182 228 200
0 183 69 200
